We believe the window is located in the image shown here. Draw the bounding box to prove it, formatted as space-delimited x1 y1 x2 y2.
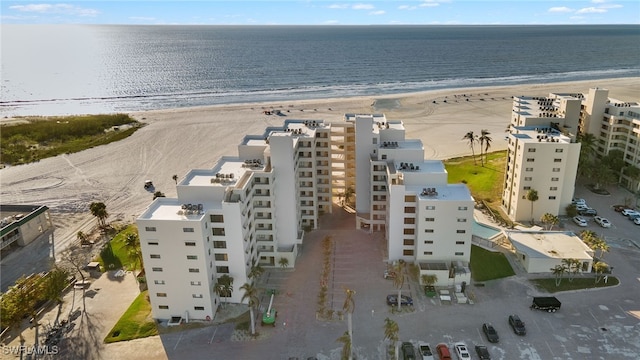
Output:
188 268 200 273
159 305 169 310
150 254 161 259
527 148 536 152
212 228 225 236
524 177 532 181
425 217 435 222
213 241 226 249
550 187 557 191
381 155 387 160
154 280 165 285
456 230 466 234
455 252 464 256
404 207 416 213
404 195 416 202
424 240 434 244
456 241 465 245
187 255 198 260
185 241 196 246
216 266 229 273
424 229 434 233
525 168 533 172
403 239 414 246
551 177 559 181
404 218 415 224
548 196 556 200
552 168 560 172
194 306 205 311
555 149 564 153
403 229 415 235
210 214 224 222
458 206 468 211
192 294 203 298
145 226 157 232
554 158 562 162
423 251 433 255
148 241 158 246
152 267 163 272
190 281 201 286
526 158 535 162
156 293 167 297
183 227 194 232
457 218 467 222
425 205 435 210
403 249 414 256
214 253 228 261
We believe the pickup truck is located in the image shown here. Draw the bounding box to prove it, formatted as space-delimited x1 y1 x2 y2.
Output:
530 296 561 312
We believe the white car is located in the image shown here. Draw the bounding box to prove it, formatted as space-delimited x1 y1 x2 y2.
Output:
418 342 435 360
454 342 471 359
594 216 611 228
634 217 640 225
621 209 640 217
575 204 589 212
572 216 588 227
572 198 586 206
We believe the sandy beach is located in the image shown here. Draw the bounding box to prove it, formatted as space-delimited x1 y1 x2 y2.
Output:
1 77 639 254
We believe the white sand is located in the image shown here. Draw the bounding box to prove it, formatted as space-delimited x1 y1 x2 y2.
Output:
1 77 638 253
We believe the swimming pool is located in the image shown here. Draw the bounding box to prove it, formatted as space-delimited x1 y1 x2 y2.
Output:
472 221 502 239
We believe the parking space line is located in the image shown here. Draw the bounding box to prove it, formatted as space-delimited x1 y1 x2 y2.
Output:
173 332 183 350
545 341 554 357
208 328 218 344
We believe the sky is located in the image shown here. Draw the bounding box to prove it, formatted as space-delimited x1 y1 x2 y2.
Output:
1 0 639 25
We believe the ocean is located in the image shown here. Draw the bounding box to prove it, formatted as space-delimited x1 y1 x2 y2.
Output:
1 24 639 117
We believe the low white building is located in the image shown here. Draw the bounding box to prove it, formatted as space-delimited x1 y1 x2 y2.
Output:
504 230 593 274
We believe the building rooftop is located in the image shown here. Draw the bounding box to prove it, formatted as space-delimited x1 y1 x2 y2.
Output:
505 231 593 259
511 125 573 144
407 183 472 201
139 198 212 221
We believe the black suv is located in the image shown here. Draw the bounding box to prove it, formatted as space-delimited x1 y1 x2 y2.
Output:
401 342 416 360
508 315 526 336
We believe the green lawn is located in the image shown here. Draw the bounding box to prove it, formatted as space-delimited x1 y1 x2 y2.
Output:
530 277 619 293
104 290 157 343
444 150 506 205
470 245 515 281
98 224 139 271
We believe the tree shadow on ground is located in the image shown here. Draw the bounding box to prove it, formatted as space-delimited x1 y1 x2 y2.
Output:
99 242 122 271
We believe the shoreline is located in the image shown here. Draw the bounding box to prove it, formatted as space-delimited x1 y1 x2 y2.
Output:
1 77 638 257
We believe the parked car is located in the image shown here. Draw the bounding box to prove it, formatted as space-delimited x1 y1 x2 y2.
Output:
482 323 499 343
628 213 640 221
621 209 640 217
386 294 413 306
401 342 416 360
634 217 640 225
572 198 586 206
436 343 452 360
575 204 590 212
579 208 597 216
475 345 491 360
572 216 588 227
613 205 626 212
594 216 611 228
454 342 470 359
509 315 526 335
384 269 397 279
418 342 434 360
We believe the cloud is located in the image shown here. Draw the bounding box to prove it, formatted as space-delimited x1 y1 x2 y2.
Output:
352 4 375 10
576 7 607 14
598 4 623 9
398 5 416 11
548 7 573 13
9 3 99 17
369 10 385 15
591 0 607 3
328 4 349 10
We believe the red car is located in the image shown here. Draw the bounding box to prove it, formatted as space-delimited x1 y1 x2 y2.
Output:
436 343 452 360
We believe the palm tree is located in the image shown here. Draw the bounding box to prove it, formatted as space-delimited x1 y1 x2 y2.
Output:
592 239 610 260
562 258 580 282
526 189 539 225
240 282 260 336
343 187 355 207
593 261 609 284
342 288 356 360
172 174 178 184
89 202 109 228
278 257 289 269
462 131 478 165
214 274 234 307
392 260 406 312
336 331 352 360
124 233 143 271
153 191 166 200
248 265 264 283
551 264 566 287
478 129 492 166
383 317 400 360
540 213 559 230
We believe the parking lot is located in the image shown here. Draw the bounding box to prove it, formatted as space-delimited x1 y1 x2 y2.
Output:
155 188 640 360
